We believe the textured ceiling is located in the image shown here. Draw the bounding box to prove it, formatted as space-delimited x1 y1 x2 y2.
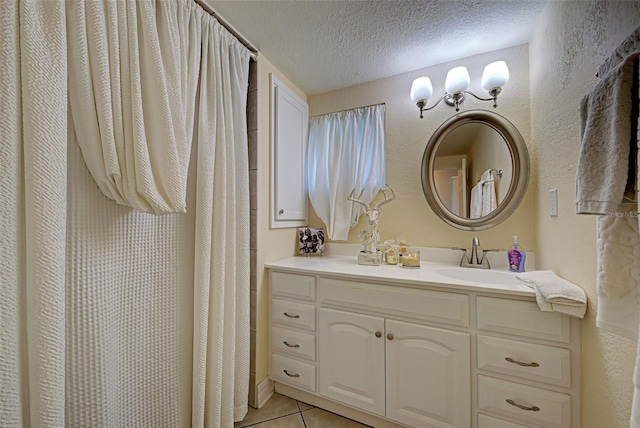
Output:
207 0 548 95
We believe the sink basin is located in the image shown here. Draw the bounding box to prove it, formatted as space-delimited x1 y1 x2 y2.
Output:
435 268 524 286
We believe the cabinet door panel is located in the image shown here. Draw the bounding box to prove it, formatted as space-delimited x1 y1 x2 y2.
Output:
386 319 471 428
478 375 571 427
271 354 316 393
271 271 316 301
477 297 569 343
477 335 571 387
478 414 530 428
271 299 316 331
270 74 308 228
271 326 316 361
318 308 385 416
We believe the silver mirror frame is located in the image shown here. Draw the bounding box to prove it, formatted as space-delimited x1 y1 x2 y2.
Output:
421 110 529 231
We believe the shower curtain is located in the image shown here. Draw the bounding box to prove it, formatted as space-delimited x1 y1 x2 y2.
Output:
0 1 250 427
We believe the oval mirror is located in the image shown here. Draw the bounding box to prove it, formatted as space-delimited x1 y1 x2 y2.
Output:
421 110 529 230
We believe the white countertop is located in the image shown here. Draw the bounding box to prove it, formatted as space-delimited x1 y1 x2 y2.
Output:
265 255 536 297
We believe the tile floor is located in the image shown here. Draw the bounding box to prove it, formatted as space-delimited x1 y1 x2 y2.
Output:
235 393 371 428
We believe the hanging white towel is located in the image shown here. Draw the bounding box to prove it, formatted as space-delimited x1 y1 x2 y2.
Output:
598 26 640 79
595 208 640 339
516 270 587 319
632 338 640 428
470 181 483 219
576 52 638 214
480 169 497 216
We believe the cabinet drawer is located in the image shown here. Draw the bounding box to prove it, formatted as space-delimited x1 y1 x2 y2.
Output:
271 354 316 392
477 297 570 343
478 414 530 428
320 278 469 327
478 376 571 427
271 326 316 361
271 272 316 302
272 299 316 331
478 335 571 387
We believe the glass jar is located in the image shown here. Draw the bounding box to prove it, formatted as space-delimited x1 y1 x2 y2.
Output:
386 248 398 265
401 251 421 268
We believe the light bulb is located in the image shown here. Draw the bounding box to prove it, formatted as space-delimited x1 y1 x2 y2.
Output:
445 66 470 94
482 61 509 90
410 77 433 103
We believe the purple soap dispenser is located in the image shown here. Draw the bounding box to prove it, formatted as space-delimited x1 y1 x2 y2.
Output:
507 236 526 272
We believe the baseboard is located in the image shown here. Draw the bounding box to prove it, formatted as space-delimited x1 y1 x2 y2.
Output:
275 382 408 428
256 376 275 409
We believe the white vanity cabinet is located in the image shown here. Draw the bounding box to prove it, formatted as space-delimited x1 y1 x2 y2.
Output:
267 258 581 428
269 272 317 393
318 309 471 427
475 297 576 428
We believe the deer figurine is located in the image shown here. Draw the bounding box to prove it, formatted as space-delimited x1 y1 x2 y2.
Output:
348 186 396 254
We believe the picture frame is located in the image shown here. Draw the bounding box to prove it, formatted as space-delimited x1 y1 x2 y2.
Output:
298 227 325 255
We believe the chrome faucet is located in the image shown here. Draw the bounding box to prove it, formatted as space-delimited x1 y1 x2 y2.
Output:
452 237 499 269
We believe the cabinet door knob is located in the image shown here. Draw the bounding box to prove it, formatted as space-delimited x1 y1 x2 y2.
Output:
283 369 300 378
387 333 394 340
505 357 540 367
279 209 284 215
283 341 300 348
375 331 382 338
283 312 300 319
506 399 540 412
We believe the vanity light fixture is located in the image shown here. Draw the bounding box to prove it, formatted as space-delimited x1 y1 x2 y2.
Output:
410 61 509 118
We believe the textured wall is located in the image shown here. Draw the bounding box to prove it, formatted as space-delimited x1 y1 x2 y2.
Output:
308 44 536 254
529 2 640 426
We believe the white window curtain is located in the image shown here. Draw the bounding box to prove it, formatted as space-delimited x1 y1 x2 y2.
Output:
307 104 386 240
66 0 202 215
1 1 250 427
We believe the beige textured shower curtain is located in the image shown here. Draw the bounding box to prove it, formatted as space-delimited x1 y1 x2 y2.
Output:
0 1 250 427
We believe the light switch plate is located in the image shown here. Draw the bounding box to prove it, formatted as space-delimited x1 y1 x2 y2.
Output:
549 189 558 216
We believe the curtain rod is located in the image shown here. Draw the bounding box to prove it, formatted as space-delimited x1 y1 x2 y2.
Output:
193 0 259 62
310 102 386 118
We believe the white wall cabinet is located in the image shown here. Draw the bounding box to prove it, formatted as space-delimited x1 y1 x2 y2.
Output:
267 259 581 428
270 74 308 228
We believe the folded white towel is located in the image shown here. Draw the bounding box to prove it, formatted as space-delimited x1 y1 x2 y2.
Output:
516 270 587 318
576 52 638 214
552 302 588 319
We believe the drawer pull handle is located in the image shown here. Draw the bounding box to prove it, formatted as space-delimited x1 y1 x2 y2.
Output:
506 399 540 412
387 334 394 341
505 357 540 367
283 312 300 319
283 341 300 348
283 369 300 378
375 331 382 338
